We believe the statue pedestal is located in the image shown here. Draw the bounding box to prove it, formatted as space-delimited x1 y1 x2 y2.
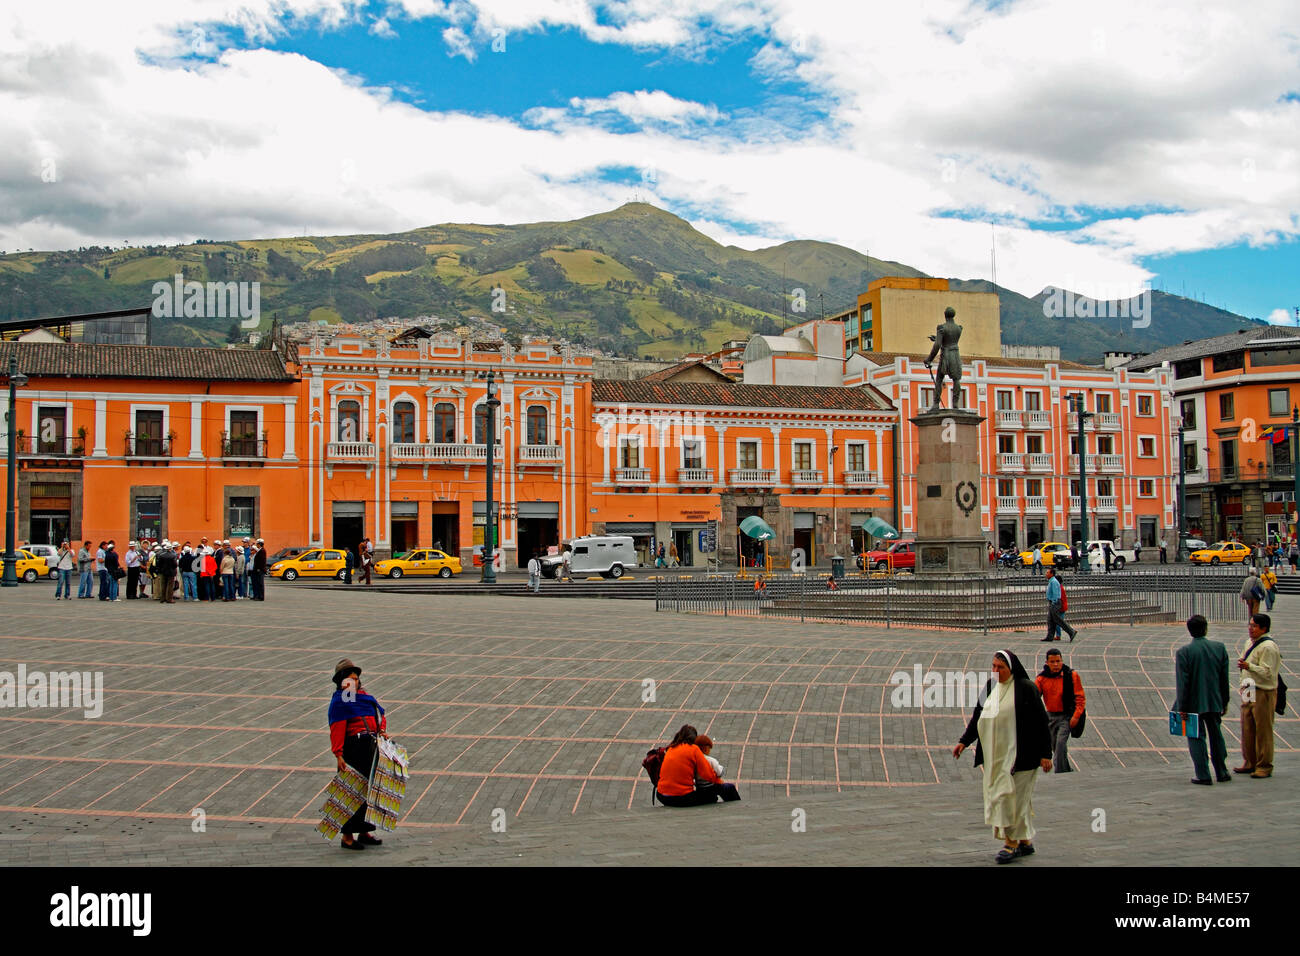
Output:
909 408 987 575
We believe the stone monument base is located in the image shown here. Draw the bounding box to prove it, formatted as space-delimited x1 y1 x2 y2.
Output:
909 407 987 576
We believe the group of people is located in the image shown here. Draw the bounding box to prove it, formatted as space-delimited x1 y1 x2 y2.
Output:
1240 566 1279 614
1245 537 1298 572
953 612 1283 864
341 538 375 585
53 537 269 603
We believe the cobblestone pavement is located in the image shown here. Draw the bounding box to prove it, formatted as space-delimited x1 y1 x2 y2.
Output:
0 583 1292 865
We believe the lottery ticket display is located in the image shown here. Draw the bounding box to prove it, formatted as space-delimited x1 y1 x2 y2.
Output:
315 765 370 840
364 737 410 832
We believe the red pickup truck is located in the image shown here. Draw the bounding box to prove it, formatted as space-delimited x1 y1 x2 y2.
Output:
858 539 916 571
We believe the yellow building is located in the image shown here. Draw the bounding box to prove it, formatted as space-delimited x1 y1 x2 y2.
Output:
830 277 1001 358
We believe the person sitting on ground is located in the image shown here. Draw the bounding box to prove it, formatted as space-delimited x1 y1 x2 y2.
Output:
754 574 768 597
655 724 740 806
695 734 725 780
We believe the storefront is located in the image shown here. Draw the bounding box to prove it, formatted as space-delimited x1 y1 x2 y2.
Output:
603 522 655 567
391 501 418 555
517 501 559 567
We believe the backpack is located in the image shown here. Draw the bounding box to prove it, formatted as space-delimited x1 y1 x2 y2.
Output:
641 746 667 805
1059 583 1068 613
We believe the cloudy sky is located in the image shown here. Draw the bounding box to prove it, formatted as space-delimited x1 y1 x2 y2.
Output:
2 0 1298 322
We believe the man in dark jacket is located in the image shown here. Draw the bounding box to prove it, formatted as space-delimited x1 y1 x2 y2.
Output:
250 538 267 601
1174 614 1232 785
154 542 178 604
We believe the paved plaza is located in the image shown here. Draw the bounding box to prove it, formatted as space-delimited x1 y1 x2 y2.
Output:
0 582 1293 866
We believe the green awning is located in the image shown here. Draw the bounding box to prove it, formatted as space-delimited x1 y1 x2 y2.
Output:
861 516 899 540
739 516 776 540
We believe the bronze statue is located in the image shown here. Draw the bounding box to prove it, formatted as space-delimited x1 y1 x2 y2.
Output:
924 306 963 410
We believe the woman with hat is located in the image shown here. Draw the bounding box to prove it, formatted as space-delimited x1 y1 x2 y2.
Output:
328 659 388 851
952 650 1052 863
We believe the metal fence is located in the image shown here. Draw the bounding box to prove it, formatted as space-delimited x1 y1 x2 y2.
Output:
654 564 1254 632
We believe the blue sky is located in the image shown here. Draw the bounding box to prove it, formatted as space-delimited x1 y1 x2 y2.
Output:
4 0 1298 324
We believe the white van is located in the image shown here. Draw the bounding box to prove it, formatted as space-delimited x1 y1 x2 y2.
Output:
545 535 638 579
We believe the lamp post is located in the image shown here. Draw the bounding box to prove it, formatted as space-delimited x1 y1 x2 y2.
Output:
1292 405 1299 549
829 444 839 559
1070 393 1093 574
3 353 30 588
1175 420 1187 563
481 368 501 584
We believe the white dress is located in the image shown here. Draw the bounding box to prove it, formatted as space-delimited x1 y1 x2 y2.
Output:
978 679 1037 842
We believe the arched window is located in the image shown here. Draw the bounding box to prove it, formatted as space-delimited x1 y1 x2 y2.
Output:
526 405 548 446
433 402 456 444
473 404 490 445
337 400 361 443
393 401 416 444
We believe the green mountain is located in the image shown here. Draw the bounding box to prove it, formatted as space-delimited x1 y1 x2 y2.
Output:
0 202 1263 361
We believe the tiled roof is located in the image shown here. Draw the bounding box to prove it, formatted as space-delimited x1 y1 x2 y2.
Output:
857 350 1094 371
639 360 734 382
0 341 295 381
1125 326 1300 370
593 379 895 412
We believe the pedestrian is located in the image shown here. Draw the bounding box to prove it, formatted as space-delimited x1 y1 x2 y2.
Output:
137 542 151 598
155 541 178 604
1035 648 1085 773
1174 615 1232 785
669 541 679 568
1134 540 1142 563
1290 538 1299 574
953 650 1053 863
1159 538 1168 564
343 546 354 585
200 545 218 600
220 545 236 601
328 659 388 851
1102 541 1113 573
654 724 740 806
1239 568 1263 617
360 539 373 585
527 552 541 592
561 546 572 583
147 546 160 600
1254 541 1265 570
180 544 198 600
233 542 247 599
1031 544 1043 576
196 538 210 601
1069 542 1080 572
124 541 141 599
77 540 94 598
1260 565 1278 611
54 540 74 599
1042 567 1077 642
103 542 121 601
250 538 267 601
96 541 108 600
1234 613 1282 779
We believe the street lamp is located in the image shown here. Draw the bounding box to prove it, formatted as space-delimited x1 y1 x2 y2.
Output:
481 368 501 584
1070 393 1093 574
1175 419 1187 563
1292 404 1299 549
829 444 839 559
3 353 30 588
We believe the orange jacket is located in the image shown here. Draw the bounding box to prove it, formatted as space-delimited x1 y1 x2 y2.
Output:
657 743 721 796
1035 669 1085 721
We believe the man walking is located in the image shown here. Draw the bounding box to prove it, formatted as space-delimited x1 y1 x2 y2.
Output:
1235 614 1282 779
561 546 572 583
250 538 267 601
527 552 541 593
1174 615 1232 785
1042 567 1077 642
1160 538 1168 564
1035 649 1085 773
1031 543 1043 576
343 546 355 585
77 541 94 598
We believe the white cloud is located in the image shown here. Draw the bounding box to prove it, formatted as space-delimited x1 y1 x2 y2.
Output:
1267 309 1295 326
567 90 724 125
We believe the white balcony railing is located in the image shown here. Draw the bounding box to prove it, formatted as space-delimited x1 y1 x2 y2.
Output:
1026 453 1053 472
843 470 880 486
996 410 1023 429
1067 413 1095 431
616 466 651 484
998 453 1025 472
1069 496 1081 510
328 441 376 459
996 495 1019 511
1097 454 1123 472
1096 413 1122 429
1096 495 1118 511
518 444 563 462
729 468 777 486
1025 496 1047 513
790 469 823 485
390 442 501 461
676 467 714 485
1024 410 1052 429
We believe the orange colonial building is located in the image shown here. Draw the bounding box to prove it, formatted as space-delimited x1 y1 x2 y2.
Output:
1 339 303 549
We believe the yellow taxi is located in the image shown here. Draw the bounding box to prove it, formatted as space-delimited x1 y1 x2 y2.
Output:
269 548 348 581
1018 541 1075 567
375 548 462 579
15 549 58 583
1189 541 1251 565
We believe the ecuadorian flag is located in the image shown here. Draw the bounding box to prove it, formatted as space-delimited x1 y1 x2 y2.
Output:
1259 425 1291 445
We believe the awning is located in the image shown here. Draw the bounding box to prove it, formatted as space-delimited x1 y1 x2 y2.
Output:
739 516 776 540
861 516 899 540
518 501 559 518
605 522 654 536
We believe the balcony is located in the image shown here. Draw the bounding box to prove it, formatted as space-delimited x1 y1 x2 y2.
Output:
676 467 714 486
996 495 1019 512
615 466 651 485
790 468 823 487
124 435 172 461
1068 453 1123 473
729 468 777 487
995 410 1023 429
1026 453 1053 473
843 470 880 487
517 444 563 462
327 441 376 460
1096 412 1122 430
1025 496 1047 513
1067 413 1094 431
1024 411 1052 429
1203 463 1296 483
389 442 502 462
997 453 1025 472
1096 495 1118 511
15 435 85 459
221 433 267 460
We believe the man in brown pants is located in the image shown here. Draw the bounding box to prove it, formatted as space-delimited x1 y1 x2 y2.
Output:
1234 613 1281 778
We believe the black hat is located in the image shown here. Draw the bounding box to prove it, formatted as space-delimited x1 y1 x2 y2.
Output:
332 658 361 686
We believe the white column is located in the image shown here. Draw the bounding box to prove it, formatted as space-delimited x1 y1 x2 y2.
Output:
715 424 726 482
93 398 107 457
283 400 296 460
769 425 781 477
657 418 667 486
189 401 203 459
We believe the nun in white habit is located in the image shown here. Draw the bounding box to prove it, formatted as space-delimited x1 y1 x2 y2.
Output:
953 649 1053 863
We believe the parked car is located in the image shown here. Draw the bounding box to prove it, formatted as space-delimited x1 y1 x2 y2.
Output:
266 546 309 564
858 539 916 571
15 549 57 582
21 543 59 568
1086 539 1139 570
555 535 637 578
374 549 462 578
1018 541 1075 568
268 549 348 580
1189 541 1251 565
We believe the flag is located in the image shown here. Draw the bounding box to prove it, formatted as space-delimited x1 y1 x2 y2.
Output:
1259 425 1289 444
